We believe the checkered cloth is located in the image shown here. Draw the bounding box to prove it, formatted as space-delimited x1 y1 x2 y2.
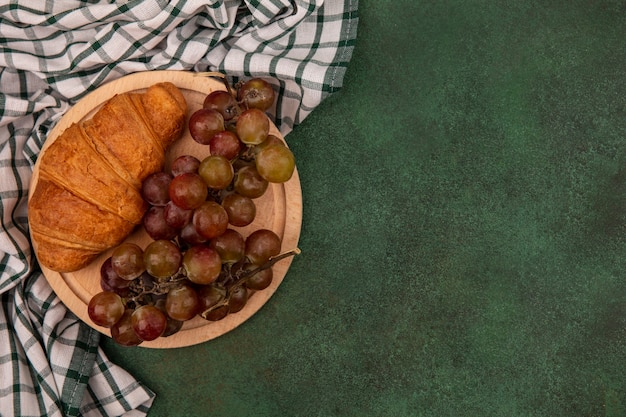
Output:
0 1 357 416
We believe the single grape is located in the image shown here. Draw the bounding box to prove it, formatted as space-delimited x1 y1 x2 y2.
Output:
233 164 268 199
143 206 179 241
88 291 125 328
203 304 229 321
179 221 208 246
163 201 193 229
165 284 200 321
170 155 201 176
162 318 184 337
111 243 145 280
197 285 226 316
182 245 222 285
188 108 225 145
237 78 275 111
143 240 182 280
110 309 143 346
222 192 256 227
245 229 281 265
100 257 131 297
198 155 234 190
169 173 208 210
131 305 167 341
209 228 245 264
255 143 295 183
203 90 238 120
228 285 248 314
255 134 285 153
193 201 229 240
153 298 184 337
245 266 273 291
236 108 269 145
141 171 173 206
209 131 242 160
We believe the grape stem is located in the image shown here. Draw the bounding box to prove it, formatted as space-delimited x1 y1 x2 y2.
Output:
234 248 301 289
125 273 188 305
200 248 301 317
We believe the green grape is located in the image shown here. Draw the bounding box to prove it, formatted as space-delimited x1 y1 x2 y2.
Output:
198 155 234 190
237 78 275 111
255 143 295 183
111 243 145 280
143 240 182 280
88 291 125 328
183 245 222 285
236 108 269 145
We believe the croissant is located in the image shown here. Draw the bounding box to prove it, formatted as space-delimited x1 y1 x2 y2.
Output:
29 82 188 273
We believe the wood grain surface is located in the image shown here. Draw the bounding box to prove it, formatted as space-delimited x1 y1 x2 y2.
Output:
28 71 302 348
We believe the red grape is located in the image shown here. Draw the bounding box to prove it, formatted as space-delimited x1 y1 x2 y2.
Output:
165 284 200 321
222 192 256 227
209 228 245 264
189 108 225 145
170 155 200 176
111 243 145 280
131 305 167 341
227 285 248 314
245 266 273 291
183 245 222 285
142 171 172 206
203 90 238 120
163 201 193 229
209 131 242 160
88 291 125 328
110 309 143 346
233 165 268 199
245 229 281 265
100 257 131 297
143 206 178 241
169 173 208 210
193 201 229 240
197 285 226 315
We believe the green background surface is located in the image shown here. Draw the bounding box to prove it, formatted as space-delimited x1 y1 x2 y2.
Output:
102 1 626 416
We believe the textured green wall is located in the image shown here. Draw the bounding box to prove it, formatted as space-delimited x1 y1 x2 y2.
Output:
103 1 626 415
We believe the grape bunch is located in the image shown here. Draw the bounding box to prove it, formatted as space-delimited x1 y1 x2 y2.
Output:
88 77 299 346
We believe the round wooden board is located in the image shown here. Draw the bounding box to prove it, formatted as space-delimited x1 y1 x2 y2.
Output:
28 70 302 349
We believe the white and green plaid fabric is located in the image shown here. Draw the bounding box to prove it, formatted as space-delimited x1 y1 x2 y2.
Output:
0 1 358 416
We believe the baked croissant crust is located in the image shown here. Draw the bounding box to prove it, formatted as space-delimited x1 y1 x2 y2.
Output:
29 82 188 273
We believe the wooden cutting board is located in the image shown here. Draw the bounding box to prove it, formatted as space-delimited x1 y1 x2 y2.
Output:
29 70 302 348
